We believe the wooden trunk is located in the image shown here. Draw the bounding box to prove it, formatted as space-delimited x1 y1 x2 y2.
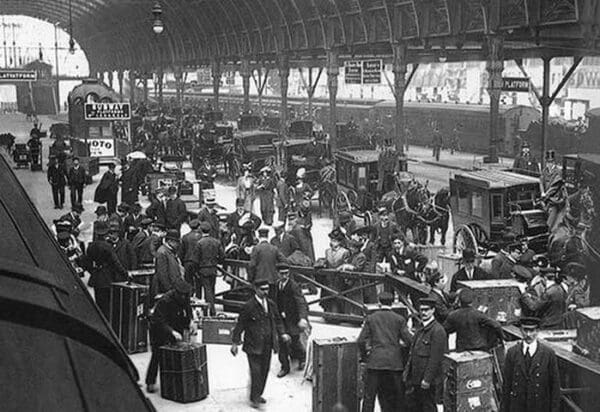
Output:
575 307 600 362
159 342 209 403
109 281 148 354
201 316 238 345
312 338 361 412
364 302 408 318
444 351 496 412
458 279 522 323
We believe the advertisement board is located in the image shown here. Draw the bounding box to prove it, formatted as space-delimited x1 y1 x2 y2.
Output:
84 102 131 120
88 138 115 158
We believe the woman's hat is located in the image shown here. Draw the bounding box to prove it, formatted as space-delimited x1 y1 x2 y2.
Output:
328 228 345 242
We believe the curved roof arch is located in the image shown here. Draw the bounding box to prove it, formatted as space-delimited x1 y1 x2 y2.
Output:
2 0 599 72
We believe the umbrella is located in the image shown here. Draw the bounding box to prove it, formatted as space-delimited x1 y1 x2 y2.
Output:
126 151 147 160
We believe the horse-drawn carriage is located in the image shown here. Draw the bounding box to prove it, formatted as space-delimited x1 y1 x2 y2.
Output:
226 130 278 175
237 113 262 131
450 169 548 254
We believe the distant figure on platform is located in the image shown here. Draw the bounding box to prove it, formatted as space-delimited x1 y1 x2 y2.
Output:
94 163 119 214
47 156 68 209
512 141 540 176
67 157 87 207
431 126 442 162
191 222 224 316
27 132 42 167
275 172 290 223
257 166 276 226
120 159 139 206
151 229 184 299
145 279 194 394
237 164 256 212
165 186 188 230
404 298 447 412
501 317 560 412
358 291 412 412
231 280 289 409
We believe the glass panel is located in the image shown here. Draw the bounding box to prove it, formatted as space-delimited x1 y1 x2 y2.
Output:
358 166 367 189
472 191 484 218
458 186 470 213
492 194 503 219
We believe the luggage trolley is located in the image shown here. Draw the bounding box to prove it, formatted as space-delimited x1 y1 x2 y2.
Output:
13 144 31 168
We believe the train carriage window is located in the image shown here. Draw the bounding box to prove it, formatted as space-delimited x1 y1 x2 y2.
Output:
85 93 99 103
472 191 484 218
492 193 503 219
358 166 367 190
457 186 470 214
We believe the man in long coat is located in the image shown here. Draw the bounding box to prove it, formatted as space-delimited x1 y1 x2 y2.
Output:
120 160 139 206
501 317 560 412
94 163 119 214
151 229 184 299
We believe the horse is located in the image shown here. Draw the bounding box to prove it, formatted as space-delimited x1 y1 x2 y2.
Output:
390 179 432 243
422 187 451 245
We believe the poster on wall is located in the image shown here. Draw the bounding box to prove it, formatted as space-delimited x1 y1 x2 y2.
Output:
84 102 131 120
88 138 115 158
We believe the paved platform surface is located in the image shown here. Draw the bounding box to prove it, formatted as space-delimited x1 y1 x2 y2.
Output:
1 113 507 411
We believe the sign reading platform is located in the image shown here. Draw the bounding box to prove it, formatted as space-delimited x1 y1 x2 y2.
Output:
0 70 37 82
502 77 530 92
84 102 131 120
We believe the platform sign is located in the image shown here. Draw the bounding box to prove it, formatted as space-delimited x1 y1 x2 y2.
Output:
362 60 382 84
84 102 131 120
88 138 115 158
344 61 362 84
502 77 530 92
0 70 37 82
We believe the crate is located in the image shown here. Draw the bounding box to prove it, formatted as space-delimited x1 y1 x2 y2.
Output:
128 269 154 287
159 342 209 403
437 252 462 292
201 316 237 345
312 337 360 412
458 279 522 324
109 282 149 354
575 307 600 362
444 351 496 412
364 302 408 318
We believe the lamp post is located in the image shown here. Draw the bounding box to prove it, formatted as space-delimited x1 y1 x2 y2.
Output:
54 23 60 113
152 1 164 107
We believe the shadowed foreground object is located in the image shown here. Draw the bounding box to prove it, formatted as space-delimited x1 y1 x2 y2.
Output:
0 155 154 411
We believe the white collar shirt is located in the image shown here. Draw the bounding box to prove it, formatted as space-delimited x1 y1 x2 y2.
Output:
522 340 538 357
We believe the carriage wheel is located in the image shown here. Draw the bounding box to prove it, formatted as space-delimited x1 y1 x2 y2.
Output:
469 224 490 254
364 211 373 227
337 191 352 213
453 225 478 254
347 190 359 210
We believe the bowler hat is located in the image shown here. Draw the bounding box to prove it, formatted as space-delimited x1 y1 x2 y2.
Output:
140 217 153 227
117 203 130 213
258 227 270 237
205 197 217 205
512 265 532 281
254 279 270 288
235 198 245 207
108 221 121 233
276 262 290 272
165 229 180 242
57 231 71 242
459 289 475 306
461 248 478 263
94 205 107 216
152 222 166 231
328 228 345 242
378 291 394 305
199 222 211 233
189 219 200 229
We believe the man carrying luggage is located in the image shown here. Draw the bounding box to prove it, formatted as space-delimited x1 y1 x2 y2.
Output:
231 280 289 409
358 291 413 412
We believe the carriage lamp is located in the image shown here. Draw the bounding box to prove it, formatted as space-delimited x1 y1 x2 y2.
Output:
152 1 164 35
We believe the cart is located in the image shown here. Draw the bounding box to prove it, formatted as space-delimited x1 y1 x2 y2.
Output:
449 169 548 254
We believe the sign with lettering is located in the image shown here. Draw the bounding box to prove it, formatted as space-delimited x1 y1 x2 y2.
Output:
344 61 362 84
0 70 37 82
84 102 131 120
88 138 115 157
362 60 382 84
501 77 530 92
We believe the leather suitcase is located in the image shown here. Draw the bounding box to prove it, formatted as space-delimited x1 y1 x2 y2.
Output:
312 337 361 412
159 342 209 403
575 307 600 362
458 280 522 323
444 351 496 412
109 281 149 354
201 315 238 345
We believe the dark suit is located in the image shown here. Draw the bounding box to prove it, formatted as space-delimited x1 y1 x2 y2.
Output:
94 170 119 214
275 278 308 371
179 230 203 296
450 266 489 292
132 229 154 265
232 297 285 402
405 319 447 411
491 252 517 279
358 308 413 412
289 225 315 263
81 239 128 319
145 290 192 385
372 222 401 259
146 200 168 227
270 232 300 257
191 235 224 315
443 307 504 352
428 289 452 323
248 240 287 287
520 283 567 329
166 197 188 229
198 207 221 240
501 342 560 412
389 247 428 280
47 163 68 208
67 165 86 206
112 238 138 270
120 166 139 205
151 244 183 298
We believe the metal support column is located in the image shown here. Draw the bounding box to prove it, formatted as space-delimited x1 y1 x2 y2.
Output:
128 70 136 104
279 54 290 139
540 57 551 170
117 71 124 100
327 49 339 152
392 43 408 154
211 60 221 110
484 35 504 163
298 66 323 119
174 67 183 107
252 66 270 114
107 71 114 90
142 75 148 104
157 69 164 107
241 58 251 113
